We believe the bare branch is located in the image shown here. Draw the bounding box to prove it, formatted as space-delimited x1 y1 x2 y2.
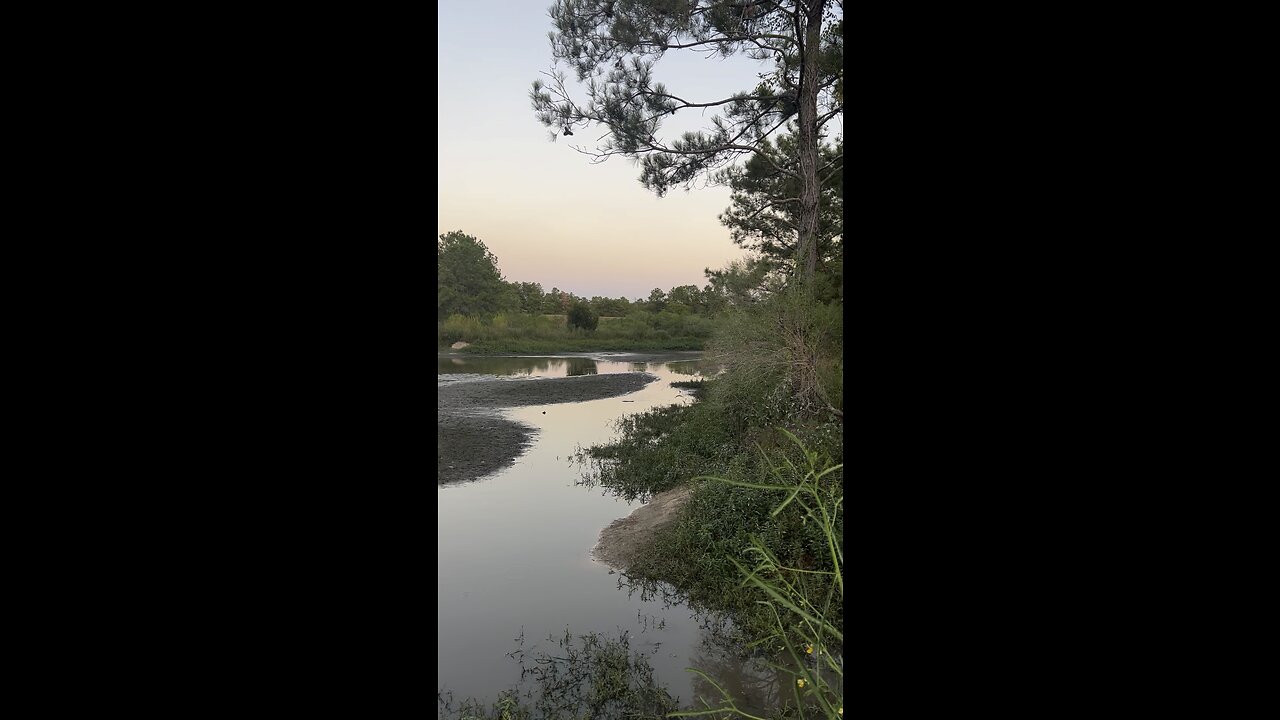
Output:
816 107 842 128
742 197 802 222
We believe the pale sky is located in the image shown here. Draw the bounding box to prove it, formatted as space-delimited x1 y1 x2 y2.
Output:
437 0 768 300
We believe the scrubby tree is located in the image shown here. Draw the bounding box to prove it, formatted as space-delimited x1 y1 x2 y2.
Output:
704 256 778 308
531 0 843 290
511 281 546 314
542 288 563 314
437 231 511 319
646 288 667 313
700 283 728 315
567 300 599 331
666 284 700 309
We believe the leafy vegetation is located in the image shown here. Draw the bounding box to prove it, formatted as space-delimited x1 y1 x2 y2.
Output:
440 2 844 716
568 285 843 719
438 310 717 352
438 231 513 320
437 630 678 720
435 228 756 351
440 433 844 720
672 433 844 719
530 0 843 288
567 300 600 332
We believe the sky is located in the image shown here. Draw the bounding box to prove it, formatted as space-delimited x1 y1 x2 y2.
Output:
437 1 769 301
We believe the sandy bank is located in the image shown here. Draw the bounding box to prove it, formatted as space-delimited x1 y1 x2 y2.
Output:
592 485 692 570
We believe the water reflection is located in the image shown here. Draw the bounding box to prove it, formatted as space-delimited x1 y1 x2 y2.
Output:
437 355 602 377
687 641 783 715
438 351 769 713
681 626 843 716
437 353 714 378
665 360 702 376
438 353 711 707
564 357 598 376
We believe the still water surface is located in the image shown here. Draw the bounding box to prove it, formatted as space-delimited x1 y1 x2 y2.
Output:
437 353 784 712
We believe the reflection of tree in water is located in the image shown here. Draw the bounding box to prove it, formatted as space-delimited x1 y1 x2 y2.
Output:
663 360 701 376
609 573 843 716
563 357 598 376
437 356 585 377
438 355 709 379
686 637 783 718
439 626 679 720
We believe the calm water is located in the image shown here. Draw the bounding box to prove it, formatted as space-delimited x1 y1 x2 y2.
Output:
437 353 785 712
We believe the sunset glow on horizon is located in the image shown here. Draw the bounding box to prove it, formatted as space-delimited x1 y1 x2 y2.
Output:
437 0 767 300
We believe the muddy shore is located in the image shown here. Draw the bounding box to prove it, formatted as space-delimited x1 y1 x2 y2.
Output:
437 372 658 485
593 485 692 570
437 350 705 364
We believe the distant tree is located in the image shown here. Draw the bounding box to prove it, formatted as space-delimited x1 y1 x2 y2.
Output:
531 1 843 290
438 231 510 319
700 283 728 315
542 288 562 314
567 300 599 331
704 256 778 308
646 288 667 313
667 285 700 309
511 281 546 314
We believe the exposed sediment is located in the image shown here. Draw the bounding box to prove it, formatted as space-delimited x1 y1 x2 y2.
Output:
437 372 658 485
592 485 692 570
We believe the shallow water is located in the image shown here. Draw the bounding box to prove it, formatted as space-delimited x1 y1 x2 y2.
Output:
437 353 783 712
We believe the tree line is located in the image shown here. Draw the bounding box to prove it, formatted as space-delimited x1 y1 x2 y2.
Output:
438 229 776 323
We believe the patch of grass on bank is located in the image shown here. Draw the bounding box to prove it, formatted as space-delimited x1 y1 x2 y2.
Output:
582 397 841 644
454 337 706 353
578 293 843 646
438 311 718 352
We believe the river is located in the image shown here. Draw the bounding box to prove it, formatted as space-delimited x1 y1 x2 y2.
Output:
436 353 785 713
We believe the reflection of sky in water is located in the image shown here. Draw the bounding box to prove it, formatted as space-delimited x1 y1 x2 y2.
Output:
436 354 711 378
438 353 765 710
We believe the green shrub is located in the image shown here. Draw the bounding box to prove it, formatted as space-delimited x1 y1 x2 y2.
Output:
675 432 844 720
566 301 599 331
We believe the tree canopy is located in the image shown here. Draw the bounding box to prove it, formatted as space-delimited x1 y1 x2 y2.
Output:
531 0 843 288
718 133 841 273
437 231 513 319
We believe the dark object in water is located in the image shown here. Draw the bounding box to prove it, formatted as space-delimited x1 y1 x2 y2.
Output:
622 400 634 402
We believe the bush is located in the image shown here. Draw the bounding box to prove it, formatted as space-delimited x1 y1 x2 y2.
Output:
566 301 599 332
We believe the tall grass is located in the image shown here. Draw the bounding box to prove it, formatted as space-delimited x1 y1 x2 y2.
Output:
438 312 718 351
439 433 844 720
674 431 843 719
437 629 678 720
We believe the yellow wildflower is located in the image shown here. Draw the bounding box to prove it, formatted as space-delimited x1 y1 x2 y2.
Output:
797 678 806 688
838 709 843 716
805 644 814 654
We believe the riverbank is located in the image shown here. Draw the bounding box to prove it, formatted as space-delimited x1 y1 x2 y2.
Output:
438 311 718 355
439 349 705 363
440 338 705 353
593 485 692 570
437 372 658 485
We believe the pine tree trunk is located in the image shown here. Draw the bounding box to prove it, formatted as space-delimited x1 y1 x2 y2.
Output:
795 0 825 289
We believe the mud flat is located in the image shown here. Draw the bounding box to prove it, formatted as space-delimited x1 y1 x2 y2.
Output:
437 372 658 485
